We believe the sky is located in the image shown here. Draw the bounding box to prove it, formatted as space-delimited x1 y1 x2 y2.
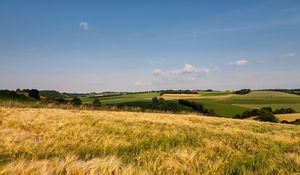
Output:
0 0 300 92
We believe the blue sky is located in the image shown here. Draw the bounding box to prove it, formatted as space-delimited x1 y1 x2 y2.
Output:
0 0 299 92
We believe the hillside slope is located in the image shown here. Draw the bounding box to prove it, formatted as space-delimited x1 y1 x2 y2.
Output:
0 108 299 174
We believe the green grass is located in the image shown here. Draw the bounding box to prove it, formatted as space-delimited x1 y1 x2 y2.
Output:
2 90 299 118
233 104 300 111
80 91 300 117
198 91 233 96
81 92 159 104
190 99 249 117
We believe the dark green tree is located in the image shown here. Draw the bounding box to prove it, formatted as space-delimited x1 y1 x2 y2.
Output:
255 110 278 123
28 89 40 100
260 107 273 113
92 99 101 107
72 97 82 106
152 97 159 104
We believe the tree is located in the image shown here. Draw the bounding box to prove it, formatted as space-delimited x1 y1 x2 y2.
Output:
92 99 101 107
292 119 300 125
28 89 40 100
178 99 215 116
234 89 251 95
260 107 273 113
273 108 296 114
255 110 278 123
72 97 82 106
152 97 159 104
158 97 165 104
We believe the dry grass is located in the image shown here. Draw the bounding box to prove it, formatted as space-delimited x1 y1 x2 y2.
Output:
245 114 300 122
0 107 299 174
275 113 300 122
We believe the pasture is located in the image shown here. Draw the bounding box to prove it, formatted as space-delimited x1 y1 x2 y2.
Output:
83 90 300 118
0 107 299 174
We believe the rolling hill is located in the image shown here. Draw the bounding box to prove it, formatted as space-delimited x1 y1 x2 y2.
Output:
0 107 299 174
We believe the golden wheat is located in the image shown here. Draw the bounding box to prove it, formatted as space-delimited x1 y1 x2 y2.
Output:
0 107 299 174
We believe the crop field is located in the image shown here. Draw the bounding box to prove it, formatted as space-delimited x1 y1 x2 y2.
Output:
0 107 299 174
161 94 201 99
81 92 159 104
275 113 300 122
1 90 300 118
80 91 300 118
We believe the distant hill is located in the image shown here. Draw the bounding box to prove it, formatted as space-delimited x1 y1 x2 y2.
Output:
263 89 300 95
0 90 30 102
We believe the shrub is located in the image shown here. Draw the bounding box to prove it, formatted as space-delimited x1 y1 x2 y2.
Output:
280 119 300 125
0 90 28 100
28 89 40 100
260 107 273 113
235 109 261 119
280 120 289 124
273 108 296 114
254 110 278 123
234 89 251 95
159 90 198 96
233 114 243 119
72 98 82 106
152 97 159 104
292 119 300 125
207 109 216 116
148 97 184 113
178 99 215 116
92 99 101 107
40 90 65 101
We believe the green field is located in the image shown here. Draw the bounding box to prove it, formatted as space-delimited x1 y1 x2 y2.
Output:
81 92 159 104
1 90 300 118
80 91 300 117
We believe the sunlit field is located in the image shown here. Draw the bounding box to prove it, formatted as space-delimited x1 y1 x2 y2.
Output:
0 107 299 174
78 90 300 117
275 113 300 122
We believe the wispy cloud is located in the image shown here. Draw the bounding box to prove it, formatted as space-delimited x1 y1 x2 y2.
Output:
153 69 166 76
230 59 249 66
152 64 209 84
286 53 296 58
153 64 209 77
79 21 89 30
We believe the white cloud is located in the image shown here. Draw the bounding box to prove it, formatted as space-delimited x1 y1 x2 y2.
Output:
174 64 209 74
79 21 88 30
152 64 209 84
287 53 296 57
153 69 166 76
230 59 249 66
153 64 209 77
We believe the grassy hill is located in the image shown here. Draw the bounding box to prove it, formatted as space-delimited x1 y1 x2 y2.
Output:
1 90 300 118
0 107 299 174
81 90 300 117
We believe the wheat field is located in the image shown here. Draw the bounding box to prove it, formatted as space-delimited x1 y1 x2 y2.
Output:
0 107 299 175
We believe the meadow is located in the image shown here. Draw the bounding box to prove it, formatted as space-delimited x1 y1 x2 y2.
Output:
82 90 300 118
0 107 299 174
